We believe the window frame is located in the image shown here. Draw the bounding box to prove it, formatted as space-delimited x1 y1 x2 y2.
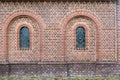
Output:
72 22 89 50
20 26 30 49
76 27 86 49
16 22 33 50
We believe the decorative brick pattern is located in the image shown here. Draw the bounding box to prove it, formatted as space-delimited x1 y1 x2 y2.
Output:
0 0 119 77
65 16 96 62
117 0 120 64
0 64 120 77
8 16 40 62
0 1 116 63
42 28 64 61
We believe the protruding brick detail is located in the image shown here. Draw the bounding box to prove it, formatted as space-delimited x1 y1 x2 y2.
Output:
61 9 102 29
61 10 100 62
2 10 45 62
0 1 117 64
117 0 120 64
16 22 34 50
72 22 90 50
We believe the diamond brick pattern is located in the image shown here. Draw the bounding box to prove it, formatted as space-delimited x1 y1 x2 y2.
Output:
8 16 40 62
0 0 119 77
65 17 96 62
0 1 116 63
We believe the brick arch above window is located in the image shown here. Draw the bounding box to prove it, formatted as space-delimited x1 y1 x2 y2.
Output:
72 22 90 50
61 10 101 61
3 10 45 62
16 22 34 50
61 10 102 30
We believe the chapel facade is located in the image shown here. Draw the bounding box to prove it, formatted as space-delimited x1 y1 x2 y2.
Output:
0 0 120 77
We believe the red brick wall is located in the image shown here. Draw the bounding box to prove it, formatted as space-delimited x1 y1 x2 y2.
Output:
0 1 117 64
117 0 120 63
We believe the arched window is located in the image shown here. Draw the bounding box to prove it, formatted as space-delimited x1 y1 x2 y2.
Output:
20 27 30 49
76 27 85 49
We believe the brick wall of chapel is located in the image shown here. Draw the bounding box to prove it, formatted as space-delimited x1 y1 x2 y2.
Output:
117 0 120 64
0 1 117 63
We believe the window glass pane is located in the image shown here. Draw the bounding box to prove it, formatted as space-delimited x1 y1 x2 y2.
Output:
20 27 30 48
76 27 85 48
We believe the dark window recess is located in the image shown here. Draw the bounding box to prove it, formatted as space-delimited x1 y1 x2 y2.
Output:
20 27 30 49
76 27 85 49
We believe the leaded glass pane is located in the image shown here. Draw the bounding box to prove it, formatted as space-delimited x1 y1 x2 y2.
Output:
76 27 85 48
20 27 30 48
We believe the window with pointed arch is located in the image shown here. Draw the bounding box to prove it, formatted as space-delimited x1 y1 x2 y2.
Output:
76 27 86 49
20 26 30 49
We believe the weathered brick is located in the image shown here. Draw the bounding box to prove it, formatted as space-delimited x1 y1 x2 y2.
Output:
0 0 119 77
